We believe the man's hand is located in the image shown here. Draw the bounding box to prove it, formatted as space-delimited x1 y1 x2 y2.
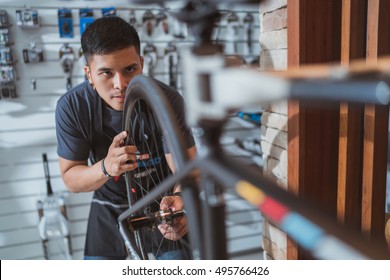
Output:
158 196 188 241
103 131 139 177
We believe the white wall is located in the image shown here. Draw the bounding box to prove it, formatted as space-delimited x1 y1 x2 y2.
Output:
0 0 263 260
0 0 92 260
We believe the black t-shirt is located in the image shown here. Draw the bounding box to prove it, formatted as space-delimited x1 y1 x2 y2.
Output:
55 79 194 257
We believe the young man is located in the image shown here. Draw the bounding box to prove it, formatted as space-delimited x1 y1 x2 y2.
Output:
55 16 196 260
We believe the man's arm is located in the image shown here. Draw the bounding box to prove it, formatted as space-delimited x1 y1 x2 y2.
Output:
59 157 108 193
59 131 139 193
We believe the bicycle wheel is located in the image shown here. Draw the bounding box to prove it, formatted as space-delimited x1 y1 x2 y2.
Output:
121 75 196 260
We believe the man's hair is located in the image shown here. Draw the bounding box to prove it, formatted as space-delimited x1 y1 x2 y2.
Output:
81 16 141 64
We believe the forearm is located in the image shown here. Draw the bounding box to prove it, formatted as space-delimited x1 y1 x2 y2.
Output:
62 160 108 193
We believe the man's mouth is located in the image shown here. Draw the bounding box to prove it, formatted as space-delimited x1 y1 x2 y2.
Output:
113 95 125 100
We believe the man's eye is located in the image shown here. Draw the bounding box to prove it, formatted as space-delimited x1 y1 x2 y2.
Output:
125 67 135 73
98 70 112 76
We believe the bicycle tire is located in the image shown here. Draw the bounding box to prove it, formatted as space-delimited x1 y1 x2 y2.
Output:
120 75 196 260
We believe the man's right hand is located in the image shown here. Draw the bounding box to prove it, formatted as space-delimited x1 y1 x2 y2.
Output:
58 131 145 193
103 131 139 177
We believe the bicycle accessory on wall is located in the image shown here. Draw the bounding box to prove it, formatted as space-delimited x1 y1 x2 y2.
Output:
0 29 11 46
0 9 16 99
79 8 94 36
0 82 16 99
243 12 254 55
30 78 37 91
237 111 262 126
37 153 72 260
102 7 116 17
172 16 187 39
129 9 138 30
0 65 16 99
164 41 178 88
15 8 39 29
155 11 169 35
142 10 155 37
226 11 241 54
143 42 158 78
0 47 13 65
58 9 73 38
59 43 75 90
22 41 44 63
0 9 9 28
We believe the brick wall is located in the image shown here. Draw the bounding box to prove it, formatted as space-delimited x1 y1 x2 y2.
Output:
258 0 288 260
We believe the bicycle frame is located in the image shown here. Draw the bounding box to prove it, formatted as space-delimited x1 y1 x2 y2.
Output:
119 0 390 260
117 73 390 259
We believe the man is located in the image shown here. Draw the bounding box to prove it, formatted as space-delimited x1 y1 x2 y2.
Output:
55 16 196 260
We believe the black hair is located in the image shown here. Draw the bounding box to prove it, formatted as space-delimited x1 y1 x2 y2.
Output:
81 16 141 64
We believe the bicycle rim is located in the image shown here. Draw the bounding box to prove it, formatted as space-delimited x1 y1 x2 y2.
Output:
122 77 193 260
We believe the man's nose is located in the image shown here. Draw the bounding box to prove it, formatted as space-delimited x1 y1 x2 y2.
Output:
113 73 128 91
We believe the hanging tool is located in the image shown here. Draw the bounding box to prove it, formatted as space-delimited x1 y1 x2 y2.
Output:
163 42 178 88
143 42 158 78
226 11 241 54
59 43 75 90
155 11 169 35
37 153 72 260
237 111 262 126
129 9 138 30
142 10 155 37
243 12 254 55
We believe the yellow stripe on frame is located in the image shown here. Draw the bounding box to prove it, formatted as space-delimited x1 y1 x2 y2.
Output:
235 180 266 206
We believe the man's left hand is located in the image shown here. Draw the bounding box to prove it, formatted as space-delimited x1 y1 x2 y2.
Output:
158 196 188 241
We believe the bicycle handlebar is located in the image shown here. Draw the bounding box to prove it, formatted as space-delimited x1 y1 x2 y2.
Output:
290 79 390 105
182 50 390 126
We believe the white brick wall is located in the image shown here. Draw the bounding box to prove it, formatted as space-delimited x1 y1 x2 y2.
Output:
258 0 288 260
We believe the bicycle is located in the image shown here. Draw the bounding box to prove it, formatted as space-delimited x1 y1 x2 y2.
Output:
118 0 390 260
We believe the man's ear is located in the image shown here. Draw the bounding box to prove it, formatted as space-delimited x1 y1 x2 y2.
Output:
84 65 93 83
140 56 144 70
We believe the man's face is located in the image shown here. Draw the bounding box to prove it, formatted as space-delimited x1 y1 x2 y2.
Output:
84 46 144 111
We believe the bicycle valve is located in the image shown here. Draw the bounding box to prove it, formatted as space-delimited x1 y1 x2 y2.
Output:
227 12 241 54
155 11 169 35
59 43 75 90
142 10 155 37
143 42 158 78
243 12 254 55
164 42 178 88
